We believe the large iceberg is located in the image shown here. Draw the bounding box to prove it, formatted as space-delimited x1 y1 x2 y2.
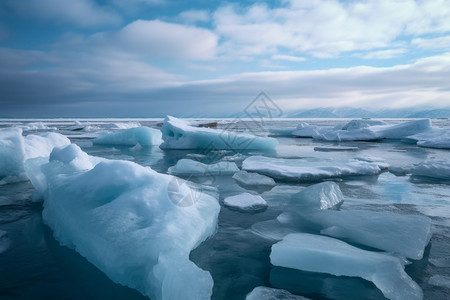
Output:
242 156 385 181
93 126 162 146
168 158 239 176
0 127 70 179
26 144 220 300
270 233 423 300
160 116 278 150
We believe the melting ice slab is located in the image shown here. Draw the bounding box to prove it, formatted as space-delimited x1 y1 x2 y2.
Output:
168 158 239 176
29 144 220 300
242 156 386 181
223 192 267 212
270 233 423 300
232 170 276 187
93 126 162 146
246 286 310 300
160 116 278 150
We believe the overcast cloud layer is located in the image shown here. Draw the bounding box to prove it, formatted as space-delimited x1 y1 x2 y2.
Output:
0 0 449 117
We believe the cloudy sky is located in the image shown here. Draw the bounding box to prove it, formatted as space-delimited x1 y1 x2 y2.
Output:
1 0 450 117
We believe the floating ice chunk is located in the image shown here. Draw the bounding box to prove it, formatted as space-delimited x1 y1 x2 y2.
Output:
49 144 94 171
223 192 267 212
93 126 162 146
313 119 431 141
270 233 423 300
294 182 344 210
28 146 220 300
168 159 239 176
246 286 310 300
313 145 358 152
105 122 141 130
411 160 450 180
292 122 319 138
428 275 450 289
242 156 383 181
299 210 432 260
0 230 10 254
160 116 278 150
410 128 450 149
269 127 297 136
0 128 70 178
232 171 276 187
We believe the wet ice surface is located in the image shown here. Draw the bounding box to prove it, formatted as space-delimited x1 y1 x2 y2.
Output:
1 118 450 299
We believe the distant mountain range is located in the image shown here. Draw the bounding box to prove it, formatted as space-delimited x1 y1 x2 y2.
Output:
220 107 450 119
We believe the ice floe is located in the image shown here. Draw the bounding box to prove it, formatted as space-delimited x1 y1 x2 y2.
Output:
242 156 386 181
232 170 276 187
246 286 310 300
283 210 432 260
168 159 239 176
410 160 450 180
27 144 220 300
270 233 423 300
409 127 450 149
160 116 278 150
223 192 267 212
293 182 344 210
93 126 162 146
0 128 70 179
291 122 319 138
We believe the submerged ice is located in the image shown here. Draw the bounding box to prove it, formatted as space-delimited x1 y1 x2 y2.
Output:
271 233 423 300
26 144 220 300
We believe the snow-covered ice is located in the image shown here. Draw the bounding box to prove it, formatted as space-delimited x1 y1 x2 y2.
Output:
160 116 278 150
246 286 310 300
242 156 385 181
410 128 450 149
168 159 239 176
26 144 220 300
223 192 267 212
291 122 319 138
232 170 276 187
93 126 162 146
270 233 423 300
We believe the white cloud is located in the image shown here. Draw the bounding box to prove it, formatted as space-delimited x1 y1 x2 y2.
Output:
412 35 450 50
5 0 121 27
178 9 211 23
362 48 407 59
213 0 450 58
112 20 218 60
271 54 306 62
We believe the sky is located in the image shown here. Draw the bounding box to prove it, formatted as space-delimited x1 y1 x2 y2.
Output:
1 0 450 117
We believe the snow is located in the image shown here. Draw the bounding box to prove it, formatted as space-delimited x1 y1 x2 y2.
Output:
160 116 278 150
410 128 450 149
232 170 276 186
93 126 162 146
0 128 70 179
270 233 423 300
246 286 310 300
242 156 385 181
294 182 344 210
410 160 450 180
168 158 239 176
27 144 220 300
294 210 432 260
223 192 267 212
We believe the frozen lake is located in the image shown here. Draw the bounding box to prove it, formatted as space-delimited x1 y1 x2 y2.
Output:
0 118 449 300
